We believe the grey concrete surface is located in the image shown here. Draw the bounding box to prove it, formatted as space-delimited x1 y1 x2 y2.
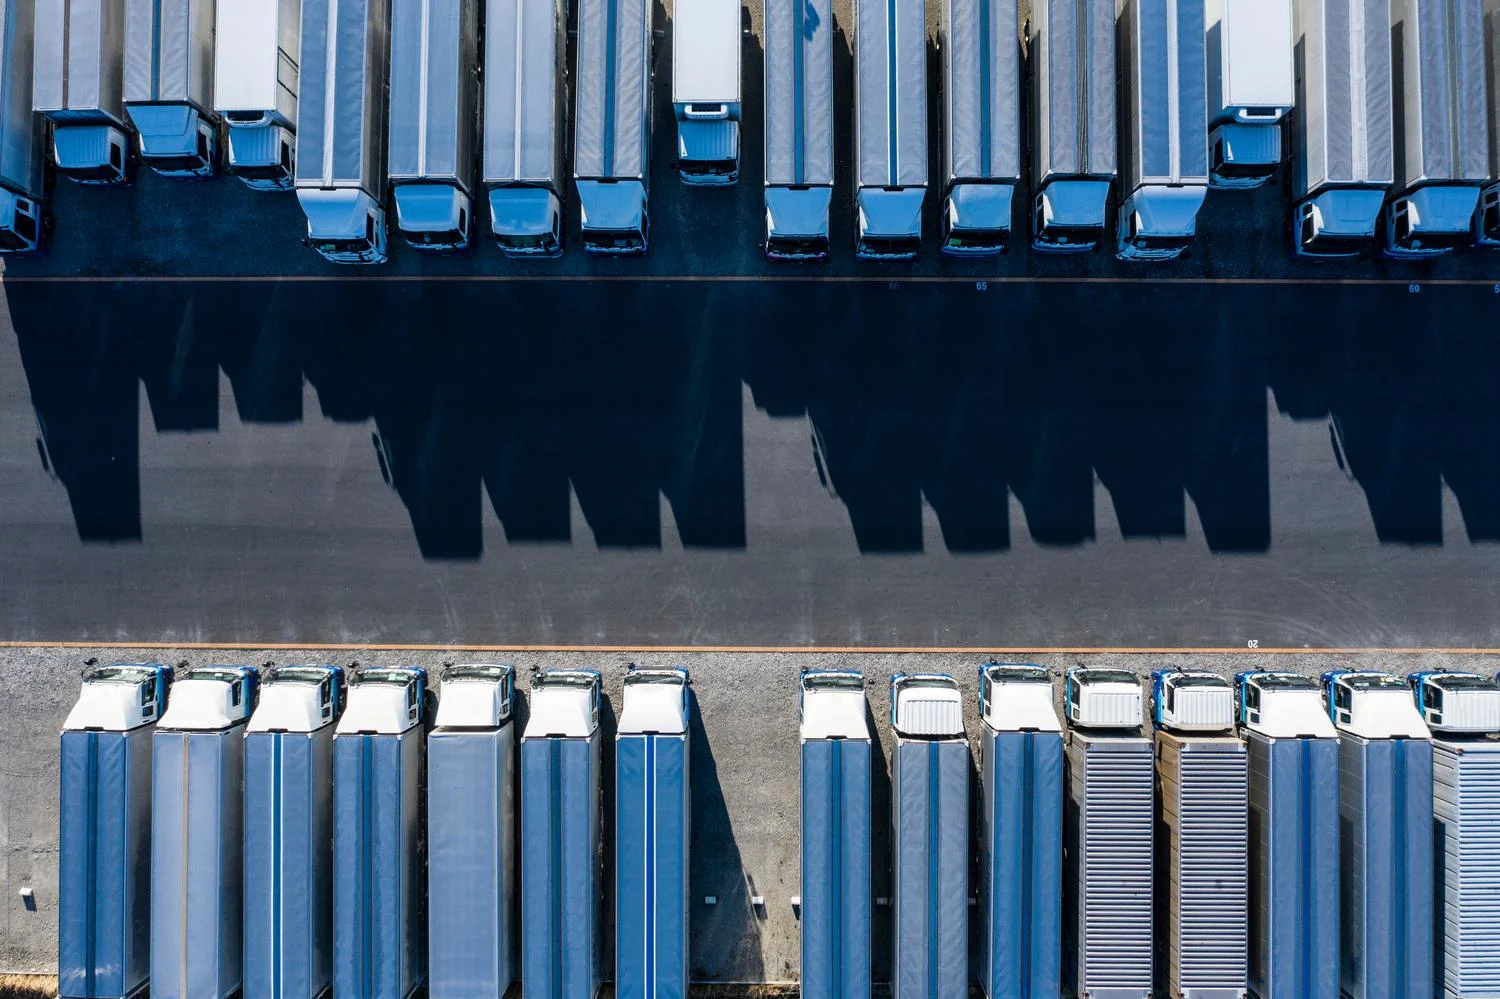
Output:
3 647 1494 977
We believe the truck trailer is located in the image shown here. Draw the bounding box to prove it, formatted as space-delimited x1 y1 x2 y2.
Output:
1430 739 1500 998
243 665 345 999
976 664 1063 999
387 0 478 251
482 0 566 255
1115 0 1209 260
59 664 171 999
150 665 257 999
1029 0 1115 251
672 0 739 184
761 0 832 258
1290 0 1393 256
213 0 298 189
800 670 872 999
0 0 42 251
1384 0 1487 256
294 0 389 263
1205 0 1293 187
123 0 217 176
852 0 925 257
428 664 517 999
32 0 134 184
1235 671 1339 999
573 0 652 253
1480 1 1500 245
938 0 1019 253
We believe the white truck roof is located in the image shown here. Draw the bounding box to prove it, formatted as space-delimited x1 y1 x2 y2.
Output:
800 671 870 741
762 0 832 187
672 0 739 105
980 665 1062 733
158 668 251 731
482 0 564 187
213 0 298 116
434 663 514 729
1159 672 1234 731
63 665 165 732
336 669 422 735
1333 673 1431 739
853 0 926 189
618 668 690 735
523 670 600 739
891 675 964 738
1206 0 1293 115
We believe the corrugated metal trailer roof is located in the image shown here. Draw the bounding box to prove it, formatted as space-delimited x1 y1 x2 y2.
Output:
1391 0 1487 188
388 0 476 185
762 0 833 187
295 0 389 189
572 0 650 181
942 0 1019 185
123 0 213 107
1119 0 1207 188
482 0 564 186
853 0 925 188
1030 0 1114 182
0 0 41 192
892 736 968 999
1431 739 1500 999
32 0 128 120
1294 0 1393 192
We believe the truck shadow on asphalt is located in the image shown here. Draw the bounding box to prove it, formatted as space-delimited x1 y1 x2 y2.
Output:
9 279 1500 555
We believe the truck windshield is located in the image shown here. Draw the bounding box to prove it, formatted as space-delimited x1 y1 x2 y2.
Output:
311 237 375 256
1079 669 1138 685
499 231 560 254
1253 674 1318 690
1345 675 1407 692
1034 224 1099 248
1129 232 1193 252
858 235 919 258
945 228 1007 251
266 666 328 685
1216 160 1274 181
443 664 511 682
353 669 417 686
85 665 156 684
1172 675 1226 688
587 229 644 251
985 666 1047 684
404 227 465 248
804 673 863 691
766 235 829 260
680 158 736 178
1434 674 1498 690
234 163 291 182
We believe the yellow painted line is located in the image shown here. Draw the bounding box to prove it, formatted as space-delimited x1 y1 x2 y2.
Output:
1 640 1497 655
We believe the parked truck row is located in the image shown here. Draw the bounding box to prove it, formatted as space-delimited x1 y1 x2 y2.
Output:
57 659 1500 999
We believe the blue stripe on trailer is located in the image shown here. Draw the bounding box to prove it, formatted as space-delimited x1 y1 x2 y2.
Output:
801 738 872 999
617 732 690 999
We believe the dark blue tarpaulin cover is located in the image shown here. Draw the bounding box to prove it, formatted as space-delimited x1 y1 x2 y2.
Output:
616 732 690 999
428 726 517 998
243 729 334 999
892 737 969 999
59 728 153 999
333 730 425 999
150 727 246 999
979 729 1063 999
800 738 872 999
1248 733 1339 999
521 735 602 999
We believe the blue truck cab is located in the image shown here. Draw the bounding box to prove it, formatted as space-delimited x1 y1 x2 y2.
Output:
1408 670 1500 735
254 665 346 729
1063 667 1143 729
1321 669 1428 739
1151 668 1234 732
65 662 175 730
341 666 428 733
158 665 260 729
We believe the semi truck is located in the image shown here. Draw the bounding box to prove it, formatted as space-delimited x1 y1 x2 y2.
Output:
976 664 1062 999
59 663 172 999
32 0 134 184
1234 671 1339 999
0 0 43 252
123 0 217 176
213 0 299 190
150 665 258 999
1290 0 1393 256
672 0 739 184
1064 666 1143 728
1029 0 1115 251
1151 668 1236 731
1409 670 1500 734
1384 0 1487 256
294 0 389 263
387 0 478 251
761 0 832 258
482 0 566 256
938 0 1019 253
1115 0 1209 260
852 0 926 258
1204 0 1293 187
573 0 652 253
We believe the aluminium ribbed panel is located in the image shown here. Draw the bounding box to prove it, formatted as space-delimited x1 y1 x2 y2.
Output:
1337 735 1433 999
122 0 213 107
481 0 564 187
1291 0 1394 195
1065 731 1153 999
801 737 872 999
891 735 968 999
58 728 153 999
1156 733 1248 999
1390 0 1487 189
616 731 689 999
150 727 246 999
979 729 1062 999
762 0 833 187
1030 0 1115 183
294 0 389 189
1117 0 1208 189
941 0 1020 186
1245 732 1338 999
387 0 476 186
852 0 926 188
32 0 129 121
1431 739 1500 999
572 0 650 181
243 728 335 999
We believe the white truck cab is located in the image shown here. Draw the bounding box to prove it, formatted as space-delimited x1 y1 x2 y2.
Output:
1235 671 1335 738
1151 669 1234 732
1064 667 1143 729
526 669 601 739
1409 671 1500 735
158 665 258 731
1322 670 1430 739
890 673 964 737
978 663 1061 733
337 667 426 736
298 189 388 265
64 663 172 731
800 670 868 740
248 665 344 733
435 663 515 729
619 667 690 735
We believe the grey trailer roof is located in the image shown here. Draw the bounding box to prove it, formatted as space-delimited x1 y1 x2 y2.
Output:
32 0 128 120
1392 0 1487 189
942 0 1019 185
1030 0 1114 182
573 0 651 182
762 0 833 187
854 0 926 188
388 0 476 186
483 0 564 186
0 0 42 193
1294 0 1393 190
1491 4 1500 181
1119 0 1208 188
123 0 213 107
295 0 389 189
